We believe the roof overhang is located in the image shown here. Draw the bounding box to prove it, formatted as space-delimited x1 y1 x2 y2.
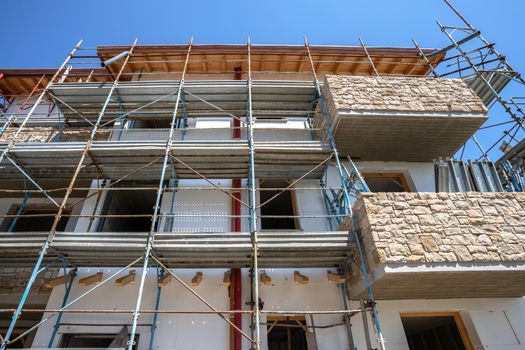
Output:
0 68 110 97
97 43 445 80
1 44 445 98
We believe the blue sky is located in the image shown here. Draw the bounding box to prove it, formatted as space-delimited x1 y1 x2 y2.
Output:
3 0 525 160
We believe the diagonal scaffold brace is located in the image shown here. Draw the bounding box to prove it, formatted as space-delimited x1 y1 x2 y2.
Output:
0 37 138 349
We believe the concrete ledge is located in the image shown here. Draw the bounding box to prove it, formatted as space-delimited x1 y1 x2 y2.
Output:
349 262 525 299
331 110 486 161
315 75 489 161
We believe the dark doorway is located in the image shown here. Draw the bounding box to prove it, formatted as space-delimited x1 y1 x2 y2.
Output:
60 333 138 349
267 317 308 350
61 334 116 348
97 183 156 232
2 206 70 232
401 313 473 350
260 180 297 230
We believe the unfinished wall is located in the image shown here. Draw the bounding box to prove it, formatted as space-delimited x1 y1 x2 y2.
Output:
160 179 232 233
29 268 525 350
254 268 349 350
0 127 112 143
0 267 56 295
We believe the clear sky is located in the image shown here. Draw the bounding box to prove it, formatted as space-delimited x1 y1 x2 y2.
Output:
3 0 524 160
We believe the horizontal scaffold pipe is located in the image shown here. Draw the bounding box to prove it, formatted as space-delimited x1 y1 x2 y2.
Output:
0 186 347 193
0 213 347 219
0 309 365 315
0 309 252 314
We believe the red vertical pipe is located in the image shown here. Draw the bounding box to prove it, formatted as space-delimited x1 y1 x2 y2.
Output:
230 66 243 350
233 67 242 139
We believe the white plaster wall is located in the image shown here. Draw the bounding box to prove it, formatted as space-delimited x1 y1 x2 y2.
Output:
161 179 232 233
325 161 435 197
294 179 330 232
355 161 435 192
32 267 351 350
32 268 231 349
75 179 109 232
349 298 525 350
253 119 311 142
248 268 349 350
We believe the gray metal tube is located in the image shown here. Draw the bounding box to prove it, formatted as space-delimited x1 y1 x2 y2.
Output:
101 51 130 67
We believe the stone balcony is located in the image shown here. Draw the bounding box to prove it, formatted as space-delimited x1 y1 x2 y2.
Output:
315 75 488 161
348 192 525 299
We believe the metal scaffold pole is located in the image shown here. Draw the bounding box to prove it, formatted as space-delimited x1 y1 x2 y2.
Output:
412 39 440 78
304 37 386 350
1 38 138 350
148 267 164 350
246 36 261 350
434 0 525 161
0 40 84 350
47 267 78 347
0 40 82 166
127 38 192 350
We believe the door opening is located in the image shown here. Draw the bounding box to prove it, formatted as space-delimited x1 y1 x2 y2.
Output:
267 316 308 350
401 312 474 350
1 206 70 232
60 327 138 349
97 182 157 232
260 180 297 230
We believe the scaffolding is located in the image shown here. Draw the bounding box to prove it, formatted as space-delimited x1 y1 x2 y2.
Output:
414 0 525 189
1 1 523 349
0 36 423 350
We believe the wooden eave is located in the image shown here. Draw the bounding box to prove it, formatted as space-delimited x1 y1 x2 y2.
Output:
0 68 111 97
97 44 445 80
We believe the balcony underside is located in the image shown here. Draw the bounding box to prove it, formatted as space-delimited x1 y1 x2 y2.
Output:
349 192 525 299
331 111 487 161
0 140 330 181
48 80 317 122
0 231 353 268
350 263 525 299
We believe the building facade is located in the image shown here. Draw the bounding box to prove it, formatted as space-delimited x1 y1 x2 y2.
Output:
0 13 525 350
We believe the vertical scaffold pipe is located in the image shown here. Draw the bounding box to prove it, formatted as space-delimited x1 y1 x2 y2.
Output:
246 37 261 350
0 40 82 165
148 267 164 350
127 38 192 350
48 267 77 347
0 40 83 350
3 37 136 350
